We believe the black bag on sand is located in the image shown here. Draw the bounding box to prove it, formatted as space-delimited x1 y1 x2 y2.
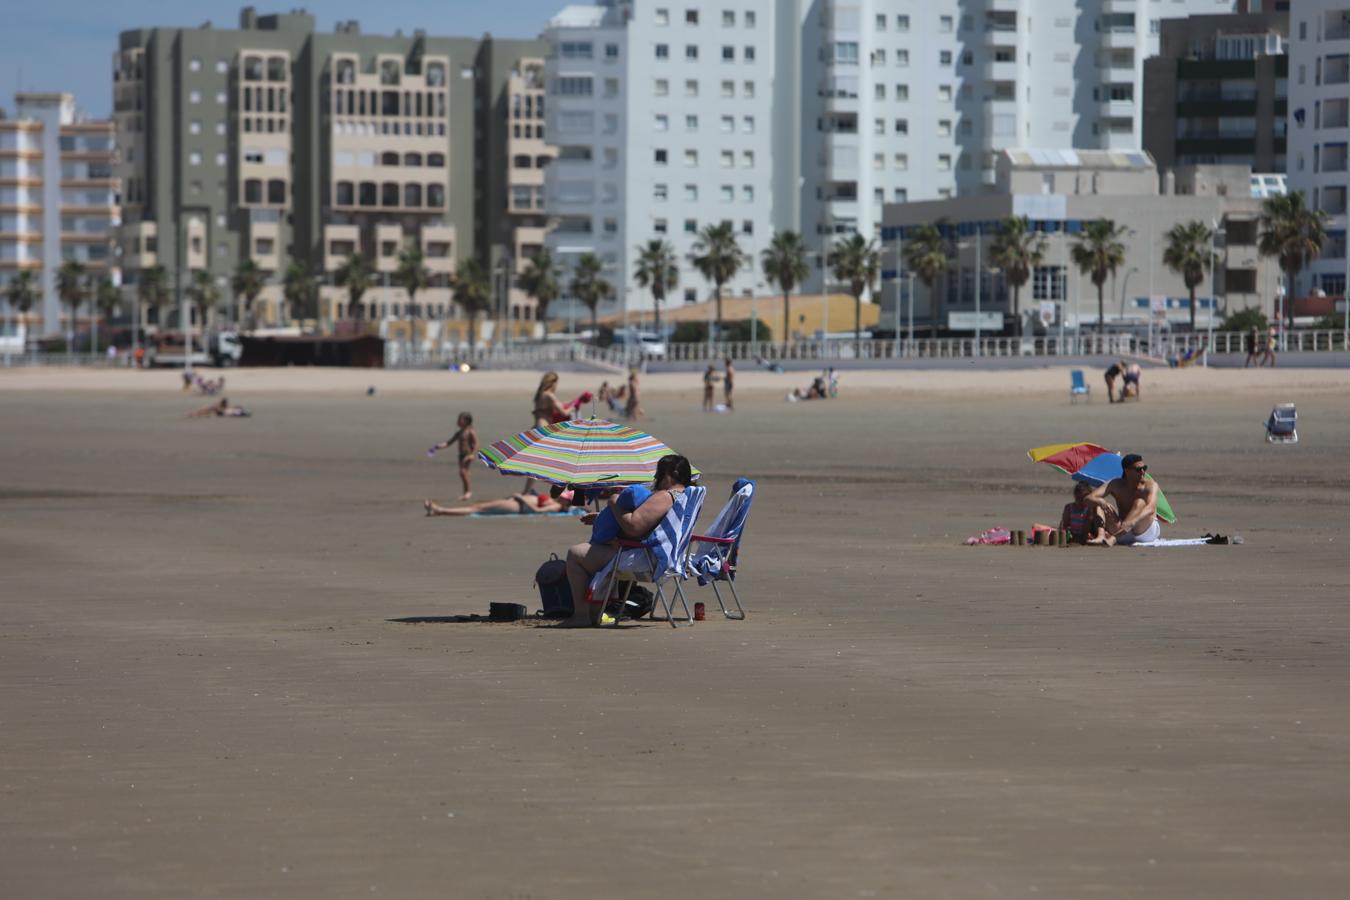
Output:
606 585 655 621
535 554 573 618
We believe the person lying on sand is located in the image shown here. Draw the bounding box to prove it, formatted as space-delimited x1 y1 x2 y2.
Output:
424 484 574 517
788 374 829 402
1082 453 1160 545
1059 481 1107 545
187 398 250 418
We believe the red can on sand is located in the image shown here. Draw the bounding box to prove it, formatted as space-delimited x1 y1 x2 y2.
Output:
694 602 706 621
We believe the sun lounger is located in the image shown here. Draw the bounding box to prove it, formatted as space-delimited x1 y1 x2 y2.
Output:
589 486 706 627
687 479 755 620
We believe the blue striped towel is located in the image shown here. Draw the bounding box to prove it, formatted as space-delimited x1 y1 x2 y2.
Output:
691 479 755 585
589 485 707 596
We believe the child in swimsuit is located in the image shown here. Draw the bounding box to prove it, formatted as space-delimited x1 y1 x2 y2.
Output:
428 412 478 500
1059 482 1106 544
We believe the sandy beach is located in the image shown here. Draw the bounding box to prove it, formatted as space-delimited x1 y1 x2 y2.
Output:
3 365 1349 898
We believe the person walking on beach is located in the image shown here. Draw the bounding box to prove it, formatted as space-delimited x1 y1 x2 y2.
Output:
427 412 478 501
625 369 643 419
702 364 719 412
723 357 735 411
1244 326 1260 368
1082 453 1161 545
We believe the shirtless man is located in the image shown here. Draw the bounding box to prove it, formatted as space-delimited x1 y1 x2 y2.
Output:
1083 453 1160 545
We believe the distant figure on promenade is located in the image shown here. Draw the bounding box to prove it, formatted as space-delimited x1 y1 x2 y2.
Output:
1082 453 1160 545
702 364 719 411
1262 325 1278 367
427 412 478 501
723 357 736 411
1245 326 1261 367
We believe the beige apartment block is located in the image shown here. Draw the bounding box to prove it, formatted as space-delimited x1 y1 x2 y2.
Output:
1 93 119 339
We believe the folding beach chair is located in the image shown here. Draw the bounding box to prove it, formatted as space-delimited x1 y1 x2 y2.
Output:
589 486 706 627
1069 369 1091 403
1265 403 1298 444
687 479 756 620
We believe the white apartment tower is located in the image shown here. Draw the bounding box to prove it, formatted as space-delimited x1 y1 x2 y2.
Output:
1288 0 1350 298
547 0 1241 312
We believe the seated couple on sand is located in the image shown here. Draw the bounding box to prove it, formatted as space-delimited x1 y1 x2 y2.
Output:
425 484 576 517
1058 453 1161 546
560 453 696 628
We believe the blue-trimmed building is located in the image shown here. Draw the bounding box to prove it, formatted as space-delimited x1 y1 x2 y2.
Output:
878 149 1281 336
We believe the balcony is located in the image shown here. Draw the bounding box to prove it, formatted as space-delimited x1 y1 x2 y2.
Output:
1324 56 1350 87
1099 29 1136 50
1100 98 1135 119
984 59 1018 82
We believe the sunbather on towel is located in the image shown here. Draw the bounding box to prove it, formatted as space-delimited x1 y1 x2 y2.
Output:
1082 453 1161 545
560 454 694 627
424 485 574 517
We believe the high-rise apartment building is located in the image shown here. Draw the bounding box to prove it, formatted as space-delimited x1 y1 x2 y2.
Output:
544 0 1242 312
0 93 119 337
114 8 549 330
1288 0 1350 298
1143 6 1289 175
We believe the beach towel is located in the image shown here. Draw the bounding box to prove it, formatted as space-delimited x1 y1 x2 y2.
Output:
691 479 756 583
1123 536 1240 547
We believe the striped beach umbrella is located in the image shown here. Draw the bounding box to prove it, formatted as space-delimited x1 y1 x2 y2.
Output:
479 418 696 487
1028 442 1176 523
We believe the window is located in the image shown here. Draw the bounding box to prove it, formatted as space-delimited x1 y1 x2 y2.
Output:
555 77 593 96
939 50 952 66
684 149 698 166
723 46 735 62
874 50 886 65
745 11 755 27
656 8 669 26
686 114 698 131
741 186 753 203
742 116 755 133
744 45 755 62
359 181 377 206
335 181 354 206
720 150 734 168
686 9 698 24
654 217 668 234
216 59 229 74
720 185 734 202
743 80 754 98
939 16 953 32
894 153 908 170
189 120 202 135
427 184 445 207
938 85 952 102
684 219 697 234
656 44 669 60
560 42 593 59
875 84 885 100
873 152 884 170
655 149 668 165
720 115 734 133
874 189 884 206
189 58 201 72
741 220 753 235
216 92 227 105
938 119 952 137
655 114 669 132
604 218 617 235
215 152 227 166
604 79 619 97
832 42 859 65
655 78 669 96
897 15 910 31
721 80 734 98
215 122 226 136
937 154 952 171
896 50 909 67
894 188 907 203
895 84 909 101
741 151 753 168
654 183 668 201
403 152 422 167
685 79 698 97
685 184 698 201
686 45 698 61
427 152 445 167
189 151 202 166
189 90 201 104
895 119 908 134
874 118 885 135
381 182 399 206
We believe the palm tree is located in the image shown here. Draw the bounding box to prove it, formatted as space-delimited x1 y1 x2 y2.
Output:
1162 221 1214 332
830 234 881 341
453 257 493 344
1070 219 1128 334
187 269 219 336
761 230 811 347
634 239 679 337
334 253 373 320
92 277 120 354
4 269 38 348
56 260 88 350
517 248 562 330
395 244 430 319
902 223 952 337
990 216 1047 337
282 262 313 324
231 259 267 331
1259 191 1328 334
138 265 169 332
569 253 613 335
689 221 744 335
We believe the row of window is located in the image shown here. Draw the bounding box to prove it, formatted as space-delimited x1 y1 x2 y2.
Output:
329 239 452 260
241 85 289 115
334 59 449 88
650 183 757 203
331 181 448 208
651 217 755 239
654 43 758 63
653 114 756 134
510 94 545 118
511 123 544 140
653 78 755 98
333 151 448 168
187 90 229 105
332 121 449 137
653 8 756 29
330 88 447 119
649 148 762 170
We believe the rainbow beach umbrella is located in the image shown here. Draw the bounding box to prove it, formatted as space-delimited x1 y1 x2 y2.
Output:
479 418 696 487
1028 442 1176 523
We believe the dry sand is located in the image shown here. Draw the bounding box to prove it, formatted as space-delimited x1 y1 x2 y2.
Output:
2 366 1349 899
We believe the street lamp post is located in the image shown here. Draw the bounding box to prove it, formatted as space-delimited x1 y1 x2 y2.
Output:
1208 219 1225 367
974 224 982 357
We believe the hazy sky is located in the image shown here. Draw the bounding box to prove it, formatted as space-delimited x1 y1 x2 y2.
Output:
0 2 566 118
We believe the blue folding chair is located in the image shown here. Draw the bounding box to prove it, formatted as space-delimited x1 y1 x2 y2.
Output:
590 486 707 627
687 479 755 620
1070 369 1091 403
